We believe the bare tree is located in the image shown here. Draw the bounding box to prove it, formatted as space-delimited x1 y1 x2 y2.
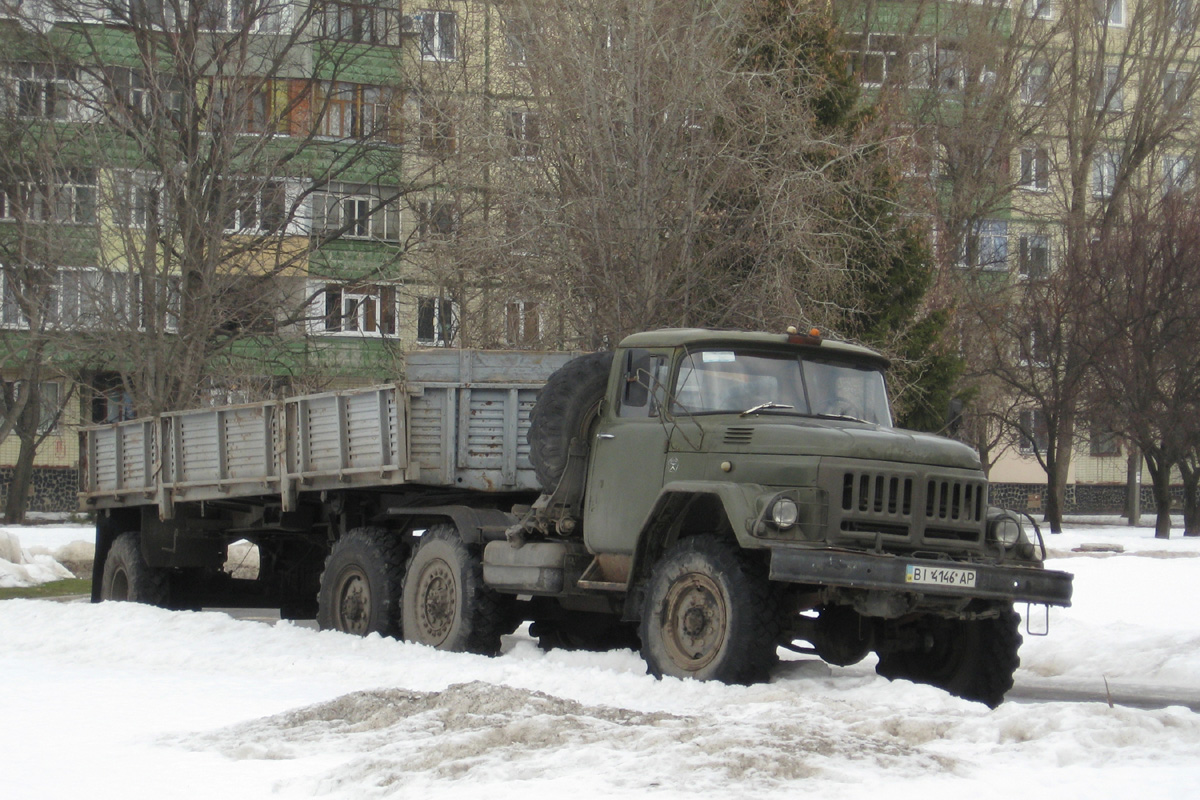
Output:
0 26 90 520
488 0 903 349
1086 195 1200 538
14 0 419 416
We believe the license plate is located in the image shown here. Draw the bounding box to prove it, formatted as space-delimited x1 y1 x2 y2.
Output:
905 564 977 588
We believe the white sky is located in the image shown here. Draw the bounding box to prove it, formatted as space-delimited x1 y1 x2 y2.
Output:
1 520 1198 799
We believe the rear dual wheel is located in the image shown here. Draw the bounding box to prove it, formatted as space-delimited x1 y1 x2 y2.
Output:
401 524 514 656
317 527 407 637
98 532 169 606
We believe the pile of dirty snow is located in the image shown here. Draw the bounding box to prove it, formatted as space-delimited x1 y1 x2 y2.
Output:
0 526 95 588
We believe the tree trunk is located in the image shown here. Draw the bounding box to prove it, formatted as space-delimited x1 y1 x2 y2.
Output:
1145 456 1173 539
1179 460 1200 537
1124 446 1141 526
3 431 37 524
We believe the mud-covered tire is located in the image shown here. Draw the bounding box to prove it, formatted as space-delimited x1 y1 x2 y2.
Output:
640 536 782 684
99 532 169 606
528 351 614 491
401 524 513 656
875 607 1022 708
317 527 407 637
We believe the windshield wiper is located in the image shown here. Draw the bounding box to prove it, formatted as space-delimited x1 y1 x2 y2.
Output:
739 402 796 417
812 412 871 425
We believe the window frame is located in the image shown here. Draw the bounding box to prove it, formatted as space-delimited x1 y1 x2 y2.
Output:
317 282 399 337
311 182 402 242
420 10 457 61
1018 146 1050 191
416 295 456 346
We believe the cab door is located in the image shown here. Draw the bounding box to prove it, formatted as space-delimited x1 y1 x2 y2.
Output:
583 348 673 554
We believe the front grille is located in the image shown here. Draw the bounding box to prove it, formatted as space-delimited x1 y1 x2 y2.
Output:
842 473 913 516
823 461 986 550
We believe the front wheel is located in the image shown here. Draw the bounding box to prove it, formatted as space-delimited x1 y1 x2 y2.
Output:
316 527 407 637
401 524 513 656
875 607 1022 708
639 536 781 684
98 532 169 606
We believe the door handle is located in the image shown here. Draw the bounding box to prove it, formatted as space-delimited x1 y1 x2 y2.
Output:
597 433 615 440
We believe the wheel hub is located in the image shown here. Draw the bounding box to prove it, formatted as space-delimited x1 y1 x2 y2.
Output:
415 558 456 645
663 574 727 670
336 571 370 635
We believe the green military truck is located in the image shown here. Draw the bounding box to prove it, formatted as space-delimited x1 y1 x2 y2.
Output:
82 328 1071 706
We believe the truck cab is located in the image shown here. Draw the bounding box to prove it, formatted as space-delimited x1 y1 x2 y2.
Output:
518 328 1071 705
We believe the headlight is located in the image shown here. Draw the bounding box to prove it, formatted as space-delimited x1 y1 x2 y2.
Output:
771 498 799 528
988 514 1022 549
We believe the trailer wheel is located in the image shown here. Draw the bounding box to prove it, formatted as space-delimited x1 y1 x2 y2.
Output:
317 527 407 637
401 524 512 656
875 607 1022 708
528 351 614 491
99 532 169 606
639 536 781 684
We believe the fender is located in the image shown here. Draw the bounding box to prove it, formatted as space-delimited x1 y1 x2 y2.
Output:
623 481 768 614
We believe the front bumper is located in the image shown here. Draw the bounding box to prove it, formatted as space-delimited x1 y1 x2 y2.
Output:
769 546 1073 607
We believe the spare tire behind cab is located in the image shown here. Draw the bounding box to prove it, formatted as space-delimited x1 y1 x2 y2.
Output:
528 351 615 492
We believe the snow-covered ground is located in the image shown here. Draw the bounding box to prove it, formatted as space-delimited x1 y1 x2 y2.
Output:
1 521 1198 799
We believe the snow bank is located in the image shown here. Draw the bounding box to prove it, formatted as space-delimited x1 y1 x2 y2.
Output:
0 522 1198 798
0 530 77 588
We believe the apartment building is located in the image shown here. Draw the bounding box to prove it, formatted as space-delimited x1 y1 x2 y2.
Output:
841 0 1200 511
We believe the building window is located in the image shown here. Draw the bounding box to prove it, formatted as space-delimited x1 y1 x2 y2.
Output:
209 78 278 134
417 199 458 240
197 0 284 33
1094 0 1123 25
1021 62 1049 105
503 16 535 64
505 110 540 159
1019 234 1050 278
219 179 286 234
0 267 159 330
1019 146 1049 190
113 172 163 229
0 169 96 225
311 182 401 241
1171 0 1194 30
1090 429 1121 457
419 98 457 153
320 283 398 336
419 10 457 61
1018 409 1049 455
959 219 1008 270
417 295 455 345
4 63 74 120
1092 151 1120 198
1024 0 1054 18
0 380 61 434
315 81 398 142
108 68 185 122
319 0 398 45
1097 66 1123 112
1163 71 1192 116
1163 153 1193 195
847 34 904 87
505 300 540 346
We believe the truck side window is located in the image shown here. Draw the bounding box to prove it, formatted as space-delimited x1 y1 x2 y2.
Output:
619 350 668 418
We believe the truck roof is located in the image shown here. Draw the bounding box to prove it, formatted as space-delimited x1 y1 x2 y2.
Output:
616 328 890 367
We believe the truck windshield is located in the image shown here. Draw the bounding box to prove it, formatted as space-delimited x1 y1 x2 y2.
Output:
672 349 892 427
